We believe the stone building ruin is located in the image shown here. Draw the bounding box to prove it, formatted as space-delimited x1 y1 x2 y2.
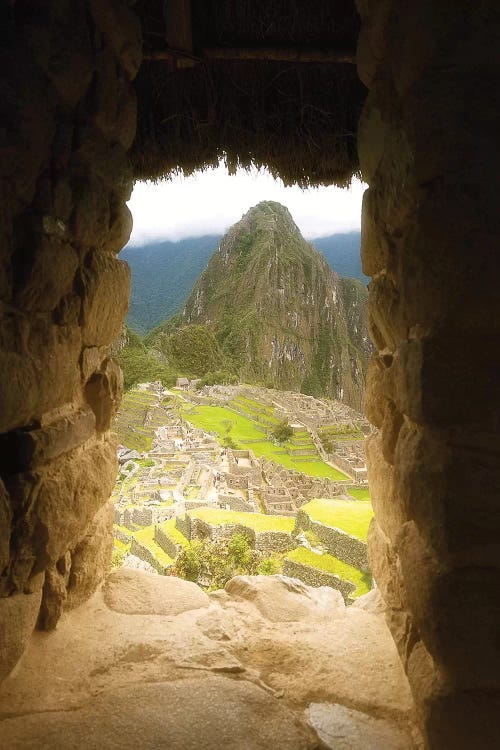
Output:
0 2 499 748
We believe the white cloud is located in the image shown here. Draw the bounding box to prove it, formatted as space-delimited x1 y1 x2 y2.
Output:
127 164 366 245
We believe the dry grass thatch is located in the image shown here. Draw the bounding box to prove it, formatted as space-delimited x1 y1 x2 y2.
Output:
132 0 365 187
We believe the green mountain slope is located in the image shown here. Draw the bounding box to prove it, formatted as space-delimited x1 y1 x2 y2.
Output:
121 231 364 335
155 201 370 409
121 235 221 333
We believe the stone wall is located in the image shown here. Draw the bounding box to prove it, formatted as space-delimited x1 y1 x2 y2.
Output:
154 526 183 560
0 0 141 680
295 511 369 571
190 519 295 554
357 1 500 746
175 514 193 542
254 531 295 554
218 495 255 513
129 538 171 575
282 558 356 602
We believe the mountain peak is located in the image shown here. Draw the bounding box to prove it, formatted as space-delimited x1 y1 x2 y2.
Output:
175 203 369 409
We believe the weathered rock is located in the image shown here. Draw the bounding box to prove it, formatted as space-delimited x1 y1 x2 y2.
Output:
308 702 413 750
0 676 319 750
225 574 345 623
103 568 210 616
37 554 71 631
0 569 415 746
66 502 114 612
352 587 386 615
0 481 12 577
0 408 96 474
85 358 123 431
4 436 117 593
80 250 131 347
0 589 42 682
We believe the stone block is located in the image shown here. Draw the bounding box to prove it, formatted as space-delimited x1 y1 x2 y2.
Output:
4 436 117 592
80 250 130 346
93 46 137 150
397 521 500 690
0 313 81 433
0 480 12 578
66 502 114 613
80 346 108 382
0 408 96 474
368 275 405 352
69 175 111 249
366 433 407 542
14 235 78 313
0 588 43 682
103 568 210 616
37 554 71 631
85 357 123 431
88 0 142 80
360 188 389 276
104 197 133 254
367 519 407 612
380 398 404 464
364 352 393 428
358 89 387 183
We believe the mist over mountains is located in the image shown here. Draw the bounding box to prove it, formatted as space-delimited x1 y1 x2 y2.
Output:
122 230 364 334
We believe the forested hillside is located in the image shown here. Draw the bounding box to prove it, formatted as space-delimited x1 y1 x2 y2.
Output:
121 235 221 332
122 231 363 334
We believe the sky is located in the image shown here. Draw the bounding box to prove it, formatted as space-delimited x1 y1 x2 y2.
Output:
127 163 365 245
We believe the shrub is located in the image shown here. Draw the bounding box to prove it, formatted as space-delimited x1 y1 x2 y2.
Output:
257 557 281 575
111 548 125 569
270 419 294 444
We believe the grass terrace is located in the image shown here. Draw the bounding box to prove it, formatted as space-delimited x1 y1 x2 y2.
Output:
286 547 372 598
157 518 190 548
347 488 371 501
187 507 295 534
181 403 349 480
133 525 174 567
301 498 374 540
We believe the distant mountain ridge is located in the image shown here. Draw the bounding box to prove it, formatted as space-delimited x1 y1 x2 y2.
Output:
146 201 370 410
121 235 221 333
122 229 364 334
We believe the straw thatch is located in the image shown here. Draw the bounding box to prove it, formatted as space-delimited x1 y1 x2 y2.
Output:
132 0 365 186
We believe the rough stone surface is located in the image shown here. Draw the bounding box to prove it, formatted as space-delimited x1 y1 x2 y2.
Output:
0 572 416 748
1 677 318 750
308 702 414 750
103 568 210 615
0 0 140 675
357 2 500 745
0 589 43 682
225 574 345 622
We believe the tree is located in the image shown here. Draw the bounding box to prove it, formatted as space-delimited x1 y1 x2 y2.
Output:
270 419 294 444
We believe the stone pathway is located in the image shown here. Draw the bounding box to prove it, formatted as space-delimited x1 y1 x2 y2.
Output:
0 572 420 749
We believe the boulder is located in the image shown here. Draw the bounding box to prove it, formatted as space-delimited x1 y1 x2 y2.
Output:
225 574 345 622
103 568 210 615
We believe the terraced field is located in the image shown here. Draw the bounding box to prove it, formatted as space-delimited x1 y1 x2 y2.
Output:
187 507 295 533
114 390 159 451
180 402 349 480
285 547 372 597
300 498 374 540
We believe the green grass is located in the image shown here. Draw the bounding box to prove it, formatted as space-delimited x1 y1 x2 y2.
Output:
133 525 174 567
114 524 133 538
301 498 374 540
113 538 130 552
181 403 348 480
348 488 371 501
286 546 371 597
158 518 190 547
187 506 295 533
